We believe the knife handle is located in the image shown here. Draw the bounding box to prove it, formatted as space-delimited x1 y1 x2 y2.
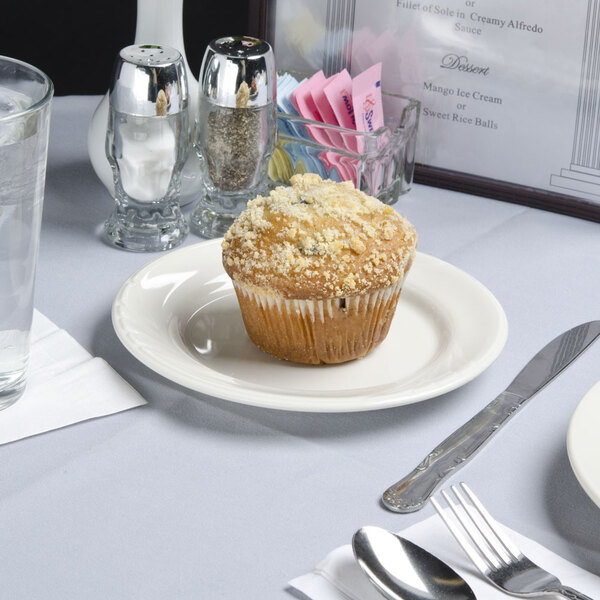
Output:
382 391 525 513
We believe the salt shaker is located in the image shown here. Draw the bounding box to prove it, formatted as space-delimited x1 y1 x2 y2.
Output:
104 44 189 252
190 36 276 239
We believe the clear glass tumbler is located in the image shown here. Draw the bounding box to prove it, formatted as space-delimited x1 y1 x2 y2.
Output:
0 56 53 410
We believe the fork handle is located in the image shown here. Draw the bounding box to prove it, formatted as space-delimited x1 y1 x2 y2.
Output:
546 586 593 600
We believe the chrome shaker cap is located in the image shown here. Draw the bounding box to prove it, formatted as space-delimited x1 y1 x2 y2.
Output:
109 44 188 116
200 36 275 108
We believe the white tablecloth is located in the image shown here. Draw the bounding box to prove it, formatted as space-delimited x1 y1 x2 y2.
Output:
1 95 599 599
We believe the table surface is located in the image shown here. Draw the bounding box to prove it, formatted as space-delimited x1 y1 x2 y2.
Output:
2 95 600 599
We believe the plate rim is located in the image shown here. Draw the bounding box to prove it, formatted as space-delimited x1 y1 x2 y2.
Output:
112 239 508 412
567 380 600 508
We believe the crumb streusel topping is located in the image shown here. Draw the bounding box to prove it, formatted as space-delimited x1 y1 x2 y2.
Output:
222 174 417 299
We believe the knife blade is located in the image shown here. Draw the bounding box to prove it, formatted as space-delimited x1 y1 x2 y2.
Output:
382 320 600 513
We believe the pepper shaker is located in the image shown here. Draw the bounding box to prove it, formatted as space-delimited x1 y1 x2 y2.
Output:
190 36 276 239
104 44 189 252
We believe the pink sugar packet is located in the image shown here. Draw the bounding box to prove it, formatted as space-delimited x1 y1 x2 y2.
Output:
323 69 356 130
352 62 384 133
311 75 339 127
319 152 359 185
293 70 326 122
292 71 333 147
322 151 354 183
311 75 347 149
323 69 357 153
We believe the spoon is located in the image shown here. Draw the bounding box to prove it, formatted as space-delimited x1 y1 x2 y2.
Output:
352 526 476 600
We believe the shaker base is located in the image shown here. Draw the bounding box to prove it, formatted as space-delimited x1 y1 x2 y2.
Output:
104 206 189 252
189 205 238 239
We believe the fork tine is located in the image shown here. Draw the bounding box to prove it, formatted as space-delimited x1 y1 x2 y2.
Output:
441 488 506 569
460 482 522 560
431 495 492 575
450 484 513 566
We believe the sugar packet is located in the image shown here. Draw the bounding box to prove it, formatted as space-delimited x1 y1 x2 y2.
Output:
352 62 384 133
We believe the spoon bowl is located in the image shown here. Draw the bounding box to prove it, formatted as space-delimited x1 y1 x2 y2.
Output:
352 526 476 600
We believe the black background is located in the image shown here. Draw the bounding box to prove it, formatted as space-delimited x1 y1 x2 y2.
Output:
1 0 252 95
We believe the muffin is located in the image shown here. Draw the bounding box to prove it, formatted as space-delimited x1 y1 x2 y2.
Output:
221 174 417 364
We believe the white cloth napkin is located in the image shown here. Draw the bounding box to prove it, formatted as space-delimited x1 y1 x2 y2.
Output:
289 514 600 599
0 310 146 445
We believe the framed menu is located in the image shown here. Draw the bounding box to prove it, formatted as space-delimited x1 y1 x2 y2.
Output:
249 0 600 221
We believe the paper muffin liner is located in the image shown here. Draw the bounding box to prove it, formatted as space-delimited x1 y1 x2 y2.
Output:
232 279 405 364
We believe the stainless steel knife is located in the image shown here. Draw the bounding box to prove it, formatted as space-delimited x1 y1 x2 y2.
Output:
382 320 600 513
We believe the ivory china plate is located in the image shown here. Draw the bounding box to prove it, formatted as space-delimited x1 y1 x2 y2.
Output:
112 239 507 412
567 381 600 509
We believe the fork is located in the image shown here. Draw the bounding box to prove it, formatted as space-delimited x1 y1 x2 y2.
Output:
431 483 593 599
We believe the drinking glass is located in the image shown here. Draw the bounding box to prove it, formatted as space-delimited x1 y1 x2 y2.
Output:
0 56 53 410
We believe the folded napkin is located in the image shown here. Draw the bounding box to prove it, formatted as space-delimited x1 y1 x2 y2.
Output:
0 310 146 445
289 513 600 599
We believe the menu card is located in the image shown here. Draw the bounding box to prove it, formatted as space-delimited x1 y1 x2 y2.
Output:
270 0 600 207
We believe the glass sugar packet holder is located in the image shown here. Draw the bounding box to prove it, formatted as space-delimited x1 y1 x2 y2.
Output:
268 85 420 205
